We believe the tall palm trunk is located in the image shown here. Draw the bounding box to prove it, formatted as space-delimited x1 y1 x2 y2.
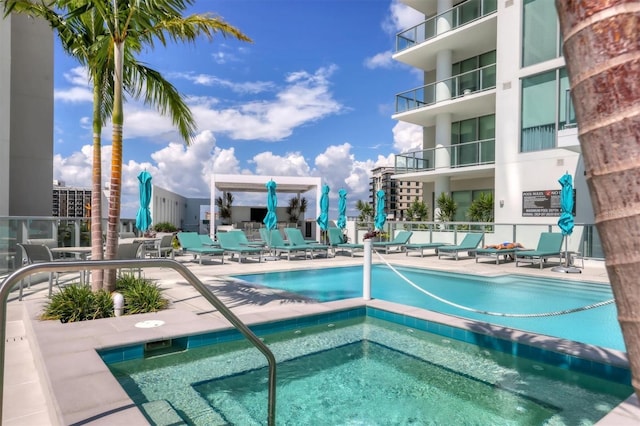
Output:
91 82 104 291
105 40 125 292
556 1 640 398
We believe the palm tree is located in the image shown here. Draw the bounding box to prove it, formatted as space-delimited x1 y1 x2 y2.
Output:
90 0 251 290
355 200 374 226
556 1 640 399
215 192 234 224
2 1 250 291
287 196 308 223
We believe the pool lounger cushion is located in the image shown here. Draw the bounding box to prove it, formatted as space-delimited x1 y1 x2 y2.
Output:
371 230 413 254
176 232 225 265
514 233 564 269
404 242 449 257
437 233 484 261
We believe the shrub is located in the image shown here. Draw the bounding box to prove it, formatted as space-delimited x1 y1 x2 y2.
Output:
116 275 169 314
41 284 114 323
153 222 178 232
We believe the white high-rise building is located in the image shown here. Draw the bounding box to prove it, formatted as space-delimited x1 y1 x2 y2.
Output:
391 0 596 251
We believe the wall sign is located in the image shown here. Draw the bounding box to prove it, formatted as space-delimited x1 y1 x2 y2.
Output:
522 190 576 217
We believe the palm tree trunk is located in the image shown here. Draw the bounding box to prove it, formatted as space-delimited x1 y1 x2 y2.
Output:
556 0 640 398
105 40 125 292
91 83 104 291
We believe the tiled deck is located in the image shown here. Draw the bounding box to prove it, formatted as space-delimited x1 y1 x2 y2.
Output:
3 250 639 425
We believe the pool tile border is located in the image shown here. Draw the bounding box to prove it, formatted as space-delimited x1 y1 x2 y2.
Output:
99 303 630 386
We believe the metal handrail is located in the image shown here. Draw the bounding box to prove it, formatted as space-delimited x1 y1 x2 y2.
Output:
0 259 277 425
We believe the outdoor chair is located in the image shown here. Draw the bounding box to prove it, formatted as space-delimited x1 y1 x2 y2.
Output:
116 241 143 278
437 233 484 260
216 231 264 263
515 233 565 269
151 234 175 259
284 227 329 258
371 230 413 254
176 232 225 265
259 228 309 260
327 227 363 257
17 243 80 300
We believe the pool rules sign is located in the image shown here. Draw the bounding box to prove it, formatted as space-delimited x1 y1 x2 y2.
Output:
522 189 576 217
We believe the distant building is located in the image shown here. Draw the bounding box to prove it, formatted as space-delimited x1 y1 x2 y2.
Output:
52 181 92 218
370 167 423 221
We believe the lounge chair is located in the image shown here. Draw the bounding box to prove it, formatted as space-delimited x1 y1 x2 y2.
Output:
216 231 263 263
284 228 329 258
515 233 565 269
437 233 484 260
259 228 309 260
176 232 225 265
327 227 364 257
198 234 220 247
404 241 450 257
149 234 175 259
371 230 413 254
475 242 525 265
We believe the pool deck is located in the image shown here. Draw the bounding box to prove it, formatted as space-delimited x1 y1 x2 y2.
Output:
3 249 640 425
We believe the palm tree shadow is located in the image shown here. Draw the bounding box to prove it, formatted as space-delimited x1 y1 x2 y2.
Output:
201 278 317 309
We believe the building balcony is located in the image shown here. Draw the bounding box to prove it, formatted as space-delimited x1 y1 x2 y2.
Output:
394 138 495 179
395 0 497 71
394 65 496 127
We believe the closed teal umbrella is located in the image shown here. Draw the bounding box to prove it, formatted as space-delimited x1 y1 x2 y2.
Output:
135 170 153 232
337 189 347 230
316 184 330 231
557 173 574 236
553 173 580 273
263 180 278 231
374 190 386 231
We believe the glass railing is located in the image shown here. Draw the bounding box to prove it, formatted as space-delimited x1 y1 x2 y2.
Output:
396 0 497 52
395 138 495 173
395 64 496 113
0 216 138 276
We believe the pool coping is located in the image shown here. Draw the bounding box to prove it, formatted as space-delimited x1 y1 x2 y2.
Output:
22 297 639 425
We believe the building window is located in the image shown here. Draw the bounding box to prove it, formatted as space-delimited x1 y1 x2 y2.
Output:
522 0 561 67
450 114 495 166
452 189 493 222
521 68 574 152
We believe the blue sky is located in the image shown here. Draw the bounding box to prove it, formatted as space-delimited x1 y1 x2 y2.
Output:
52 0 424 218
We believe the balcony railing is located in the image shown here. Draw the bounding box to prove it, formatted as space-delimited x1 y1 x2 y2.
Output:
396 0 498 52
395 64 496 114
394 138 495 174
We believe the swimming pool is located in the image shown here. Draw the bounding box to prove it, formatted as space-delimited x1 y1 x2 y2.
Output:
233 265 625 351
103 311 632 425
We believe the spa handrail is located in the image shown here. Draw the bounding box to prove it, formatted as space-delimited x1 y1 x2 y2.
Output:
0 259 277 426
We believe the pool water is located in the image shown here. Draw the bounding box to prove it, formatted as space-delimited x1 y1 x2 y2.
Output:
107 318 632 425
233 265 624 351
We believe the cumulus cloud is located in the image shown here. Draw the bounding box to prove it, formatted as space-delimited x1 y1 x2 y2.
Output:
392 121 423 152
176 72 274 94
382 0 424 35
364 51 394 70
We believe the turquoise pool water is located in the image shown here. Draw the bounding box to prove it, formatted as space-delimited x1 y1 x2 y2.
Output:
233 265 624 351
106 316 632 425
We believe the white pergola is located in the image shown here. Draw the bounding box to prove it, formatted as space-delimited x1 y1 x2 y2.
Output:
210 174 322 236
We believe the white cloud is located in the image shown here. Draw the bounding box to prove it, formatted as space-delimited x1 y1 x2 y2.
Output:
383 0 424 34
251 151 311 177
364 51 394 69
177 72 274 94
54 86 93 103
392 121 423 152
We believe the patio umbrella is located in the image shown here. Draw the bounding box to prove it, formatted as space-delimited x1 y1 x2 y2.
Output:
135 170 153 232
374 189 387 231
553 173 580 273
337 188 347 230
263 179 278 232
316 184 330 231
